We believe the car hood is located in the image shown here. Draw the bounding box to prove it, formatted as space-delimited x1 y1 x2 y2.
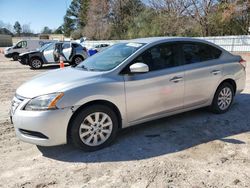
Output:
4 47 11 54
16 67 103 98
19 50 39 56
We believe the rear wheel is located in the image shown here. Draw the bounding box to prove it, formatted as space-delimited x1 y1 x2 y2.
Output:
72 56 83 65
211 83 234 114
69 105 118 151
30 58 43 69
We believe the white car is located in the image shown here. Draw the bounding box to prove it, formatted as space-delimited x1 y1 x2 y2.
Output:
4 39 54 61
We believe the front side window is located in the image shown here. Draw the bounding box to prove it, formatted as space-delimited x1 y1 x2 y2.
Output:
22 41 27 48
15 41 27 48
77 42 145 71
182 43 222 64
132 43 179 72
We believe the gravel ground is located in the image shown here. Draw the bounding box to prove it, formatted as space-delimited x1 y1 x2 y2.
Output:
0 53 249 188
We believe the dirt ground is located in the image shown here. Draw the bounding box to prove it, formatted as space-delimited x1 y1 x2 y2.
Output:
0 52 249 188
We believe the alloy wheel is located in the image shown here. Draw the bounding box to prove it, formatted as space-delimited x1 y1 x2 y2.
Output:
75 57 83 65
32 59 42 68
217 87 232 110
78 112 113 146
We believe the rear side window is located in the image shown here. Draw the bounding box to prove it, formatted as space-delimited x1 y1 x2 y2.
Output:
72 43 80 48
182 43 222 64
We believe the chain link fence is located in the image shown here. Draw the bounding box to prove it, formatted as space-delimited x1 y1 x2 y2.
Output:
198 35 250 52
83 35 250 52
1 35 250 52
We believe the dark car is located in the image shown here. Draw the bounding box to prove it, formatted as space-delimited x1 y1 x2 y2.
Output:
18 42 88 69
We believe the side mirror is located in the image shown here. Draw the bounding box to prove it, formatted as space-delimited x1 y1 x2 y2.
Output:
129 62 149 73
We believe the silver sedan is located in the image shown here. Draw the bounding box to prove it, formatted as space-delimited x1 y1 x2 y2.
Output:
11 37 246 151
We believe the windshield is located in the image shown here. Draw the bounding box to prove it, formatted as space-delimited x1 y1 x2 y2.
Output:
77 42 145 71
39 42 53 51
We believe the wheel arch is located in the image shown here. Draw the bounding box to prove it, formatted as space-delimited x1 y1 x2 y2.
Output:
66 99 122 143
12 52 20 60
217 78 236 95
30 55 44 64
71 54 84 62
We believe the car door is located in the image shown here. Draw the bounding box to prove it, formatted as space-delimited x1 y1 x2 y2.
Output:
43 43 55 63
62 43 72 61
123 43 184 124
14 41 27 53
20 41 28 53
181 42 223 108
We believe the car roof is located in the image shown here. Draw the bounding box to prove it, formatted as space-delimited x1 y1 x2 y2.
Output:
129 37 211 44
128 37 224 51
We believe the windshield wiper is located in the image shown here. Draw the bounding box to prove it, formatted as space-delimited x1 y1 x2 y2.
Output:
88 68 104 72
75 64 89 70
75 65 103 72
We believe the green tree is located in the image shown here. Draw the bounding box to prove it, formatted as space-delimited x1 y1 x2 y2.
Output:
41 26 52 34
110 0 145 39
62 16 75 37
13 21 22 36
63 0 89 37
53 26 63 34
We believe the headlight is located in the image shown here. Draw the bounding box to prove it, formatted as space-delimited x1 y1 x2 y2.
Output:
24 93 64 111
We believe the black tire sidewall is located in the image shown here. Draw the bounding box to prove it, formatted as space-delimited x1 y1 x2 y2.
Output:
12 53 19 61
70 105 119 151
30 58 43 69
211 83 234 114
73 56 83 65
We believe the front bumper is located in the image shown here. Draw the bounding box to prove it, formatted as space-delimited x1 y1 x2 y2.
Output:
11 97 73 146
18 57 29 65
4 53 12 58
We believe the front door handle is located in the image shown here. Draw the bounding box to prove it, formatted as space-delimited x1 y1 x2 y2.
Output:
211 70 221 75
170 76 183 83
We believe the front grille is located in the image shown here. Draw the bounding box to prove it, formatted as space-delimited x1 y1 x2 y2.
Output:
19 129 49 139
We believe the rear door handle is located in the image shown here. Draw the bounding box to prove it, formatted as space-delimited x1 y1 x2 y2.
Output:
170 76 183 83
211 70 221 75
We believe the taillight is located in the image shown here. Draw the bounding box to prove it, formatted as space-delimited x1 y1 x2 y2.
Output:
239 58 246 68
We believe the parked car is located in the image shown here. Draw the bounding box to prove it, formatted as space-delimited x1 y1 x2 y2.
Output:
4 39 53 61
88 43 110 56
10 37 246 151
18 41 88 69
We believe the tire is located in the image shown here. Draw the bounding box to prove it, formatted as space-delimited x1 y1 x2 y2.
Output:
12 53 19 61
69 104 119 151
210 82 234 114
72 56 84 65
30 58 43 69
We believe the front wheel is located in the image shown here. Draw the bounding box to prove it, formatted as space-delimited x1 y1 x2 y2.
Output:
211 83 234 114
12 53 19 61
69 105 118 151
30 58 43 69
